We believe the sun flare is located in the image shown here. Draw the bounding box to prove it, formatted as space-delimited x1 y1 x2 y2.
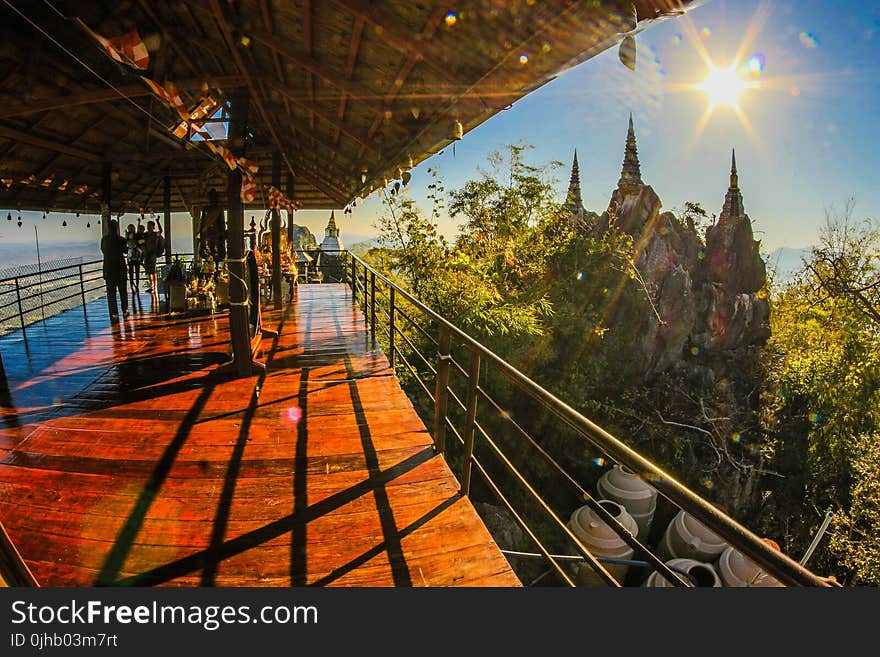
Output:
699 65 749 108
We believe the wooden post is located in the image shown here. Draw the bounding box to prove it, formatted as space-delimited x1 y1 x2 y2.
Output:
461 349 481 496
225 95 252 377
190 205 201 262
271 152 282 310
286 171 294 247
163 175 172 262
101 161 111 236
432 325 452 455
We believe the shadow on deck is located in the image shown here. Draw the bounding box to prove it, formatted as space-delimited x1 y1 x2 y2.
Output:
0 285 519 587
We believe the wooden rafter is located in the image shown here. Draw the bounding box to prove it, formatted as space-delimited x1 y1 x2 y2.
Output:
335 16 365 150
206 0 298 186
329 0 486 107
303 0 314 130
266 81 380 155
258 0 298 155
0 124 101 162
0 77 244 120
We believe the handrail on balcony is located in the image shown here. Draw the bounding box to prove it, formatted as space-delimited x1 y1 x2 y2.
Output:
340 250 831 587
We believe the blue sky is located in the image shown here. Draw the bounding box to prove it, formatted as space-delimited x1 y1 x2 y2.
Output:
3 0 878 254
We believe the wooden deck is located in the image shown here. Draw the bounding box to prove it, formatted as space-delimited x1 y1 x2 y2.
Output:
0 285 519 587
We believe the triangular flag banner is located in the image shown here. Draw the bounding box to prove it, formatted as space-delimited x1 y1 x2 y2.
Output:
57 179 69 191
141 77 190 120
240 175 257 204
267 185 284 210
236 156 259 177
211 144 239 171
78 21 150 71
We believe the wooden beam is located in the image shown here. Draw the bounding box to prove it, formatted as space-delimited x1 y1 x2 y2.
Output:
266 81 380 154
101 162 111 236
271 152 282 309
259 0 298 154
208 0 298 192
248 28 376 103
0 77 244 120
336 16 366 146
224 94 254 377
329 0 480 104
304 0 315 131
163 175 172 261
0 124 101 162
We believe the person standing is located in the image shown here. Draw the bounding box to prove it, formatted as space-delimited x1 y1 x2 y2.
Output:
101 219 129 319
124 223 142 296
142 220 165 295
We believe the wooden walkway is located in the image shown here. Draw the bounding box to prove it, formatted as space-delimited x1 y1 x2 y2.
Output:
0 285 519 587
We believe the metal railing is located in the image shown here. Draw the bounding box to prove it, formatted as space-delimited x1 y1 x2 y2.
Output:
0 258 104 336
0 254 195 335
344 252 831 587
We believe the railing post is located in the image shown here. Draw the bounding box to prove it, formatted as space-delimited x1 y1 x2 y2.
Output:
350 257 357 301
363 266 369 320
369 271 376 338
14 277 25 332
78 263 86 308
461 348 481 496
432 324 452 455
388 287 396 368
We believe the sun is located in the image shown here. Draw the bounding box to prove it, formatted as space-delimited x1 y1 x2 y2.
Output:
699 64 749 109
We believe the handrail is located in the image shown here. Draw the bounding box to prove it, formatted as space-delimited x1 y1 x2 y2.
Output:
344 251 830 587
1 253 194 334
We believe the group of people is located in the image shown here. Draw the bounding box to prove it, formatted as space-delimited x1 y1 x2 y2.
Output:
100 218 165 319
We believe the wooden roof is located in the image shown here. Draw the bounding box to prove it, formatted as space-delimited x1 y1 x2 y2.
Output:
0 1 697 213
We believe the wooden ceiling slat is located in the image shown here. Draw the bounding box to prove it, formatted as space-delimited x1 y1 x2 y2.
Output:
0 124 101 162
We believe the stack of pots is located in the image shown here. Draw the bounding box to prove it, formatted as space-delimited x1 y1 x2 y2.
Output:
568 499 638 586
644 558 722 587
716 541 784 587
657 510 729 563
596 464 658 538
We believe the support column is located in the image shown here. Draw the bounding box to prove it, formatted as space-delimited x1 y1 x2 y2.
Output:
190 205 201 261
163 175 172 261
101 161 111 236
226 95 253 377
286 171 294 247
271 152 282 310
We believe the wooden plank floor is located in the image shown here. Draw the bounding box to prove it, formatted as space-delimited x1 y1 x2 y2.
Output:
0 285 519 587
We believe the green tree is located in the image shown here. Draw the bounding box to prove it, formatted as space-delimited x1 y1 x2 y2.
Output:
762 204 880 584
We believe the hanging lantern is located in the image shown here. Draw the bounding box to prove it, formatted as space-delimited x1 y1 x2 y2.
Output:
5 212 10 221
452 119 463 140
86 221 91 228
17 219 22 227
62 220 67 227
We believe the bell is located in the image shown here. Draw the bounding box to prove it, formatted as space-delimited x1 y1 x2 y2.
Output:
452 119 463 140
6 212 10 221
17 219 22 227
86 222 91 228
62 220 67 227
